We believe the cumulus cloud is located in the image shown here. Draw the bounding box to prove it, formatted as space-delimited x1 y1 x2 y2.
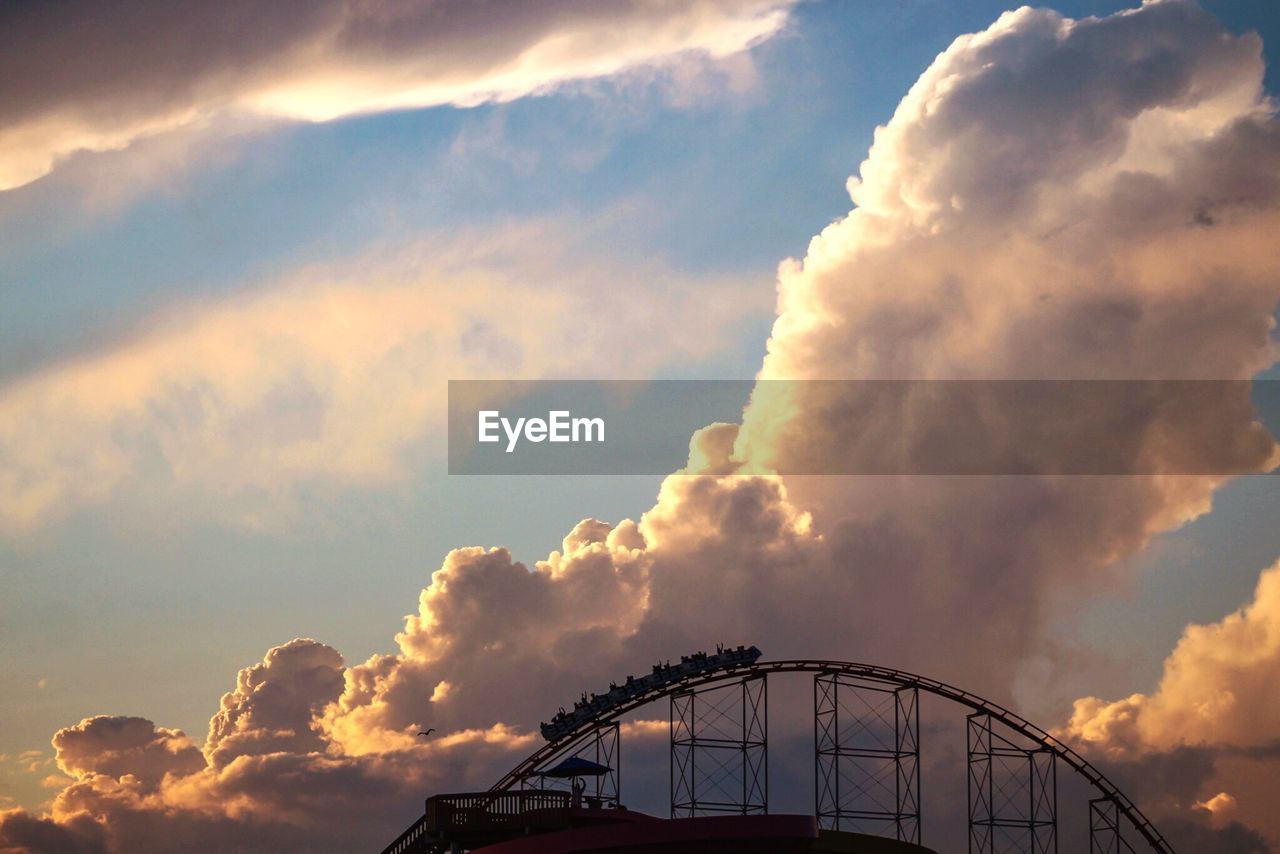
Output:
52 717 204 790
0 218 771 532
707 0 1280 687
1064 558 1280 756
321 519 657 755
1 640 538 853
206 639 346 768
5 1 1280 851
602 0 1280 704
0 0 794 191
1061 556 1280 845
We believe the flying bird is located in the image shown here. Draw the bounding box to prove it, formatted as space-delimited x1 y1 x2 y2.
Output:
417 728 436 737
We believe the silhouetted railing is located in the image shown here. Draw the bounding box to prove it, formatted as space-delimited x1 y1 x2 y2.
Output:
379 812 433 854
381 790 572 854
427 789 571 835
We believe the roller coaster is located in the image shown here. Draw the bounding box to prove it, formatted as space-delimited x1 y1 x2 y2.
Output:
382 649 1173 854
540 645 762 742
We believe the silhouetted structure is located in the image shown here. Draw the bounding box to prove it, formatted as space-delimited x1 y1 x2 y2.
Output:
541 645 761 742
381 650 1173 854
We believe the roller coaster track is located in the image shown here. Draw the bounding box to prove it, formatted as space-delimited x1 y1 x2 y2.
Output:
490 659 1173 854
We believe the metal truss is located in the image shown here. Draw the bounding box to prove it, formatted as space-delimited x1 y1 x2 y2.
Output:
814 673 920 843
520 720 620 806
1091 797 1139 854
670 674 767 817
968 712 1057 854
490 659 1173 854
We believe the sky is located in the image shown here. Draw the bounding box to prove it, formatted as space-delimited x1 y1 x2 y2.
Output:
2 1 1280 852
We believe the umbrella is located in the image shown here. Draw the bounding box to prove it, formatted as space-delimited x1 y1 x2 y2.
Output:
534 756 612 778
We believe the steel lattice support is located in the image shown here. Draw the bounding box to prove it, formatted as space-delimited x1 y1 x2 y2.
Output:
814 673 921 843
670 674 767 817
522 721 620 806
968 712 1057 854
1091 797 1138 854
490 658 1174 854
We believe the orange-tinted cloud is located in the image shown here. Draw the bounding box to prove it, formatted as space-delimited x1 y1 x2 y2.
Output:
0 220 771 532
0 0 795 191
1065 559 1280 757
52 717 204 790
0 639 539 852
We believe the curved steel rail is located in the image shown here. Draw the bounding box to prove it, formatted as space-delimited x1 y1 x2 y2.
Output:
491 658 1173 854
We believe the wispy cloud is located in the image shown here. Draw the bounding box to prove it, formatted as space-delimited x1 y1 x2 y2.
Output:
0 217 771 532
0 0 795 191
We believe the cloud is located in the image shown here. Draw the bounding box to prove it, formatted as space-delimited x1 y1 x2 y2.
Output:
5 1 1280 850
665 0 1280 691
205 639 346 768
0 0 795 191
320 519 659 756
1061 558 1280 846
1063 745 1274 853
1064 558 1280 756
0 810 106 854
1 640 540 853
1197 791 1240 824
317 0 1280 841
0 218 772 532
52 717 204 790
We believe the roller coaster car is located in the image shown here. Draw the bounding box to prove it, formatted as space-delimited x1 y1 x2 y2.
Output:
539 646 763 743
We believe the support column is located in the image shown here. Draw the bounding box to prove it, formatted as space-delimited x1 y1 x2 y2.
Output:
671 674 767 817
968 712 1056 854
815 673 921 843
